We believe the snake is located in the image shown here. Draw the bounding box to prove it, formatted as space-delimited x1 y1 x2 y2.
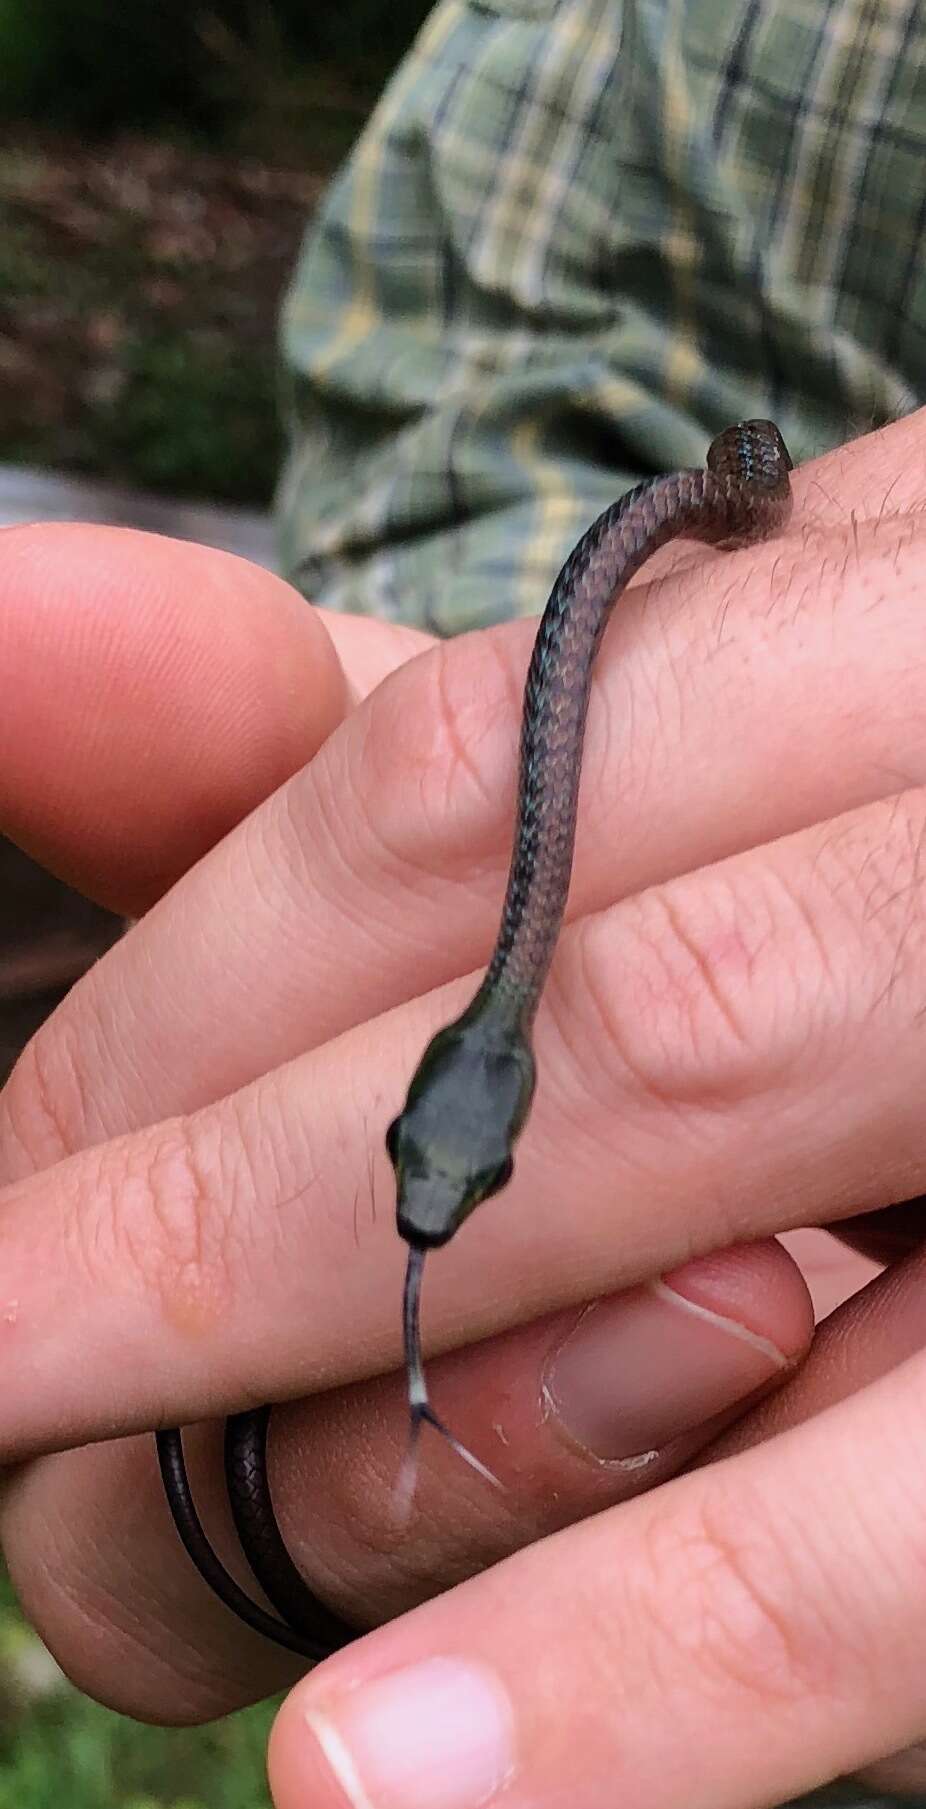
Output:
156 418 794 1660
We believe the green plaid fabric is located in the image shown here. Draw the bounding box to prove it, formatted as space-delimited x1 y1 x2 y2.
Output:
277 5 926 1803
277 0 924 632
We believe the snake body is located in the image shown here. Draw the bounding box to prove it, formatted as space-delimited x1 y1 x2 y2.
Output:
157 419 793 1659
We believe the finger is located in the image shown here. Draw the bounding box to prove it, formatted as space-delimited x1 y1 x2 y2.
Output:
0 1239 811 1719
6 783 926 1457
705 1234 926 1460
0 524 425 914
269 1336 926 1809
7 434 926 1165
700 1239 926 1797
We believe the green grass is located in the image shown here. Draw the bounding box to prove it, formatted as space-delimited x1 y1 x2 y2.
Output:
0 1570 278 1809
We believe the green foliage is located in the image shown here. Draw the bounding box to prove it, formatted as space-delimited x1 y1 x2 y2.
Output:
0 1568 278 1809
0 1691 278 1809
0 1695 276 1809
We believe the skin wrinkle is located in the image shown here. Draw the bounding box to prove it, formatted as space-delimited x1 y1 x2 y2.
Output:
0 1066 42 1184
351 651 509 908
282 742 471 1046
564 907 719 1126
294 734 374 911
609 640 650 818
649 886 755 1071
225 811 290 968
574 635 662 858
47 955 171 1158
225 1082 297 1255
222 1084 344 1281
540 931 630 1132
277 760 388 957
431 629 518 824
363 1115 379 1235
15 1451 271 1718
651 542 759 748
753 871 833 1070
65 1142 128 1304
574 882 769 1117
637 570 698 750
5 1028 76 1174
50 1007 99 1154
838 797 926 1023
23 975 127 1172
65 1514 233 1708
28 1542 211 1714
545 911 719 1185
765 862 840 1009
638 1480 839 1714
530 988 656 1210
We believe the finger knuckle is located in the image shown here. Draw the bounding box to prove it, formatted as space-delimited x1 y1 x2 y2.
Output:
554 789 926 1139
357 630 523 875
562 874 771 1119
635 1480 838 1709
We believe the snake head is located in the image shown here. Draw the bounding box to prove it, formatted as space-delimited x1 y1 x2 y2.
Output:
387 1015 535 1248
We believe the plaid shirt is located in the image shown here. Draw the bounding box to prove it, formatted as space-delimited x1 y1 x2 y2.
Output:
277 0 924 632
277 7 925 1804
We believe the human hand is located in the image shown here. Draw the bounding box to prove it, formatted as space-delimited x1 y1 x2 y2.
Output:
0 518 815 1718
0 405 921 1804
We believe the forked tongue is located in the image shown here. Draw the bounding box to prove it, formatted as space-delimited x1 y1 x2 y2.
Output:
394 1245 504 1522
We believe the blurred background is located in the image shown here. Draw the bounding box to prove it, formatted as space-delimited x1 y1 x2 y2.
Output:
0 3 429 1803
0 0 433 503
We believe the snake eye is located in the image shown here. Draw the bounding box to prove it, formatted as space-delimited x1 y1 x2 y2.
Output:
482 1155 514 1201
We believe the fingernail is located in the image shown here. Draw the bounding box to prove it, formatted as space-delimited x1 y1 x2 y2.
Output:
543 1271 788 1462
304 1658 515 1809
